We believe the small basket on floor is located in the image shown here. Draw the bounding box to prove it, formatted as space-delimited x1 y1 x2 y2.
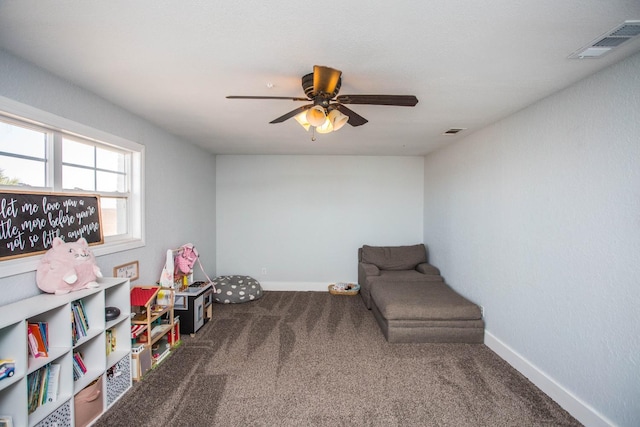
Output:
328 283 360 296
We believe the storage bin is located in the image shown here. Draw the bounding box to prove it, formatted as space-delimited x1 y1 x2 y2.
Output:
74 376 103 427
106 357 131 407
34 399 72 427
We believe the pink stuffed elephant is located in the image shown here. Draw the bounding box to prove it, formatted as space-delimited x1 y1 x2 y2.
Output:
36 237 102 295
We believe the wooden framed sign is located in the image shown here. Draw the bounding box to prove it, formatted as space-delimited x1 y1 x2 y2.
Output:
113 261 139 281
0 190 103 260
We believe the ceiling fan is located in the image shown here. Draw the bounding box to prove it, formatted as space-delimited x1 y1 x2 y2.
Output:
226 65 418 134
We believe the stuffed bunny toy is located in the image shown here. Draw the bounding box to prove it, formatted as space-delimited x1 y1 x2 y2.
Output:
36 237 102 294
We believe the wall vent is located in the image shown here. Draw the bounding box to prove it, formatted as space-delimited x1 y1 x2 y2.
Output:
569 20 640 59
443 128 466 135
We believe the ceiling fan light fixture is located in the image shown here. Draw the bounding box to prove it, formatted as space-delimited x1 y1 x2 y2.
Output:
294 111 311 131
315 117 334 134
328 109 348 131
306 105 327 127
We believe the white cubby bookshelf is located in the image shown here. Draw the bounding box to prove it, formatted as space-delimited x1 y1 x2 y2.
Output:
0 277 132 427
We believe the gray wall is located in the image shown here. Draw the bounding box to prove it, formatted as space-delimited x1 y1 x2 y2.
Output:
216 155 424 289
423 52 640 427
0 49 217 305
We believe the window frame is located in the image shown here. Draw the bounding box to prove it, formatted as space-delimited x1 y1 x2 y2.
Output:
0 95 145 277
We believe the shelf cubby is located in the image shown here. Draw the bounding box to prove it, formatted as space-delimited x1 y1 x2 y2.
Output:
73 335 106 394
106 319 130 369
0 320 26 391
0 377 27 426
27 304 72 375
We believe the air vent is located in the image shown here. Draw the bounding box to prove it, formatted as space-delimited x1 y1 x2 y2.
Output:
610 23 640 37
443 128 466 135
593 37 630 47
569 20 640 59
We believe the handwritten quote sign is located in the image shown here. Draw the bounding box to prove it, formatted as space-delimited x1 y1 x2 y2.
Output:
0 191 103 260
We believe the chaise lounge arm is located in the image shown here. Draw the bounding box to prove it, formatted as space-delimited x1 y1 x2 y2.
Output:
416 263 440 275
358 262 380 281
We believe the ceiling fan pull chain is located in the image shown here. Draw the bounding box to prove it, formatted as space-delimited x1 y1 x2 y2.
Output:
311 126 317 141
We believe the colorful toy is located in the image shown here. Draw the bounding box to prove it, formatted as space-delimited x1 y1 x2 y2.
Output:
0 359 15 380
36 237 102 295
174 243 198 274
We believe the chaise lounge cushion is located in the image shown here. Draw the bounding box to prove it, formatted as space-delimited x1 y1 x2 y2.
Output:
361 244 427 270
370 281 484 343
371 281 482 321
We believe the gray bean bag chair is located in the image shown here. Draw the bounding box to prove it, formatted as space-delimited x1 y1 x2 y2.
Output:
213 275 263 304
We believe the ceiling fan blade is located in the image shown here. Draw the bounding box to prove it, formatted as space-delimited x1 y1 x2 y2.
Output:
269 104 313 124
313 65 342 96
333 104 368 127
227 95 309 101
336 95 418 107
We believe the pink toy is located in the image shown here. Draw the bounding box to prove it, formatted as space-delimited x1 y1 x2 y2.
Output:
36 237 102 295
174 243 198 274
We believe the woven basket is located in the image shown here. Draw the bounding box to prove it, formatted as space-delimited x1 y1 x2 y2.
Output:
328 283 360 296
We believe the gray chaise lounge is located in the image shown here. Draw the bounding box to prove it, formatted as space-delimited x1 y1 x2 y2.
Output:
358 244 484 343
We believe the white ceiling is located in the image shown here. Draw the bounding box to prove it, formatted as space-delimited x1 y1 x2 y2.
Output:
1 1 639 156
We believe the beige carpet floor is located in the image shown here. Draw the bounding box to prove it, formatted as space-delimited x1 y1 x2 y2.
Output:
95 291 582 427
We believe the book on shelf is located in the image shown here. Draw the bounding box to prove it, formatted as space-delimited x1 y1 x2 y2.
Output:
71 300 90 345
75 300 89 330
27 370 38 413
27 322 48 358
27 363 56 414
46 363 60 403
105 328 117 356
38 322 48 351
72 351 87 381
37 368 47 410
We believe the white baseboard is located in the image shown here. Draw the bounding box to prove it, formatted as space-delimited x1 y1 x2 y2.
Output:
259 281 329 292
484 331 614 427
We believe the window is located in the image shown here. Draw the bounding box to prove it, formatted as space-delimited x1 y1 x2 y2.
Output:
0 98 144 276
0 119 47 187
61 136 130 237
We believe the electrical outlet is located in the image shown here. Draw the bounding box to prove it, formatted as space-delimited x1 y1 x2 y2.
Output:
480 305 485 317
261 267 267 275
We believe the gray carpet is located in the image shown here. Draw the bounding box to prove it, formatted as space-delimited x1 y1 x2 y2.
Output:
95 291 582 426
